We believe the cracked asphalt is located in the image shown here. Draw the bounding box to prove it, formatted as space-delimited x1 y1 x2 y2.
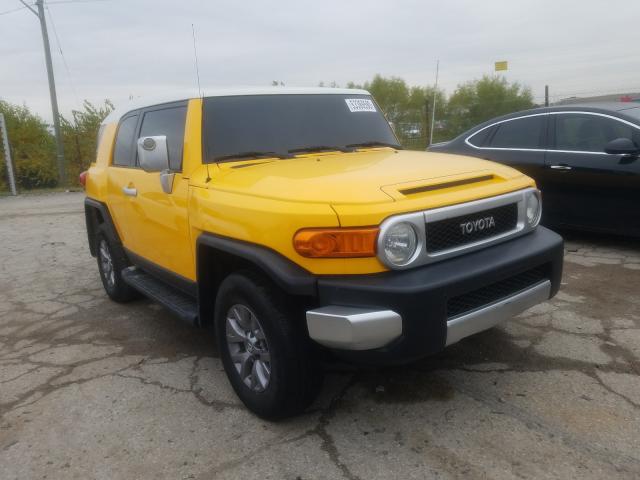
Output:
1 192 639 479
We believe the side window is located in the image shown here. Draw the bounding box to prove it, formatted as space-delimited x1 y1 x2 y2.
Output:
555 114 640 152
139 106 187 171
488 116 544 149
467 126 494 147
112 114 139 166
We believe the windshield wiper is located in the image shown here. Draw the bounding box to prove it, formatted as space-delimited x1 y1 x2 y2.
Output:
215 151 293 162
346 141 403 150
288 145 354 154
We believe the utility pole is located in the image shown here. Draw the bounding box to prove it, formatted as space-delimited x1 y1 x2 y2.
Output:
429 60 439 146
19 0 66 185
544 85 549 107
424 99 430 147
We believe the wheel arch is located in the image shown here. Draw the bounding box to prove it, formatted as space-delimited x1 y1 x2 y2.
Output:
84 198 120 257
195 233 317 326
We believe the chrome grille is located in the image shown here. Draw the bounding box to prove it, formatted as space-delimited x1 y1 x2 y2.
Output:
376 188 539 270
425 203 518 253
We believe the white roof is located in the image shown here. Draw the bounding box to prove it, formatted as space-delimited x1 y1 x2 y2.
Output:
102 87 371 125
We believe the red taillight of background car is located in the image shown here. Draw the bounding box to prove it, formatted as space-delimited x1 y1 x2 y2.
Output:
79 170 88 188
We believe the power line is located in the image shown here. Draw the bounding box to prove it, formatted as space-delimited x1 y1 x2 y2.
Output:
0 5 30 15
45 4 80 108
46 0 112 4
16 0 37 14
1 0 111 16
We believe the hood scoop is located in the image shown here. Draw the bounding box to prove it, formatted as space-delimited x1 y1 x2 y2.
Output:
398 174 496 197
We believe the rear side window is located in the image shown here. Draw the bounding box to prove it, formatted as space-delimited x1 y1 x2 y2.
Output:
467 126 494 147
139 106 187 171
112 114 139 166
488 116 544 149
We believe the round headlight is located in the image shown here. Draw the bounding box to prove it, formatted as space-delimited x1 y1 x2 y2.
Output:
526 191 542 226
383 222 418 266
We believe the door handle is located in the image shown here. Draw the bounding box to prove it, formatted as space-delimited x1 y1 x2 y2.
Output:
550 164 572 171
122 186 137 197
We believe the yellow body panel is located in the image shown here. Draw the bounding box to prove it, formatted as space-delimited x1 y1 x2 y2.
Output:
87 96 537 277
119 168 194 279
88 100 202 280
208 149 524 205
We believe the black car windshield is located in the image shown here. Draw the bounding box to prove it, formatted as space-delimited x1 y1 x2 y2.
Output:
202 94 400 162
620 106 640 122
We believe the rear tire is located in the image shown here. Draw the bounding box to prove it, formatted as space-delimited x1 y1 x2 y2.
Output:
214 271 323 419
96 227 138 303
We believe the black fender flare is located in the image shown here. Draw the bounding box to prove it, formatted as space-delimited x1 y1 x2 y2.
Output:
196 232 317 298
84 197 121 257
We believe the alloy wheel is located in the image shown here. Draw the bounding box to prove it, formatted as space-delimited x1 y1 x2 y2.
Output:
99 239 115 288
225 304 271 392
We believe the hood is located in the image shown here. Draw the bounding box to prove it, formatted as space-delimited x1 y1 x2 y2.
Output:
210 149 525 205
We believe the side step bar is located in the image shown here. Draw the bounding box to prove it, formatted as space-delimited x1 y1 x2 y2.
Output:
122 267 198 325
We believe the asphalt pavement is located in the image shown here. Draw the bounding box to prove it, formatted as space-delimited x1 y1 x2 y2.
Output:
1 192 639 479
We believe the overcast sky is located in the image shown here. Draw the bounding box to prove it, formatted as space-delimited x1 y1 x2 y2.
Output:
2 0 639 123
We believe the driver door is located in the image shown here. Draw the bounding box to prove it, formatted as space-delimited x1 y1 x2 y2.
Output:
108 102 195 281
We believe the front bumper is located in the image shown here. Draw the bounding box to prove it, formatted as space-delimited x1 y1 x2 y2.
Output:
444 279 550 346
306 226 563 364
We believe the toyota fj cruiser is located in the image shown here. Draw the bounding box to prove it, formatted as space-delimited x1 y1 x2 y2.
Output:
84 88 563 418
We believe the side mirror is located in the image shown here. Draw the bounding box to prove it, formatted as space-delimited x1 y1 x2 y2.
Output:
604 137 640 156
137 135 169 172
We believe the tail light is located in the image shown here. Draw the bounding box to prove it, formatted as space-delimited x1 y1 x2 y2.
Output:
79 171 88 188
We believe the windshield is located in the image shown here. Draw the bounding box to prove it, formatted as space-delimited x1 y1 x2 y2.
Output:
202 94 400 162
620 105 640 122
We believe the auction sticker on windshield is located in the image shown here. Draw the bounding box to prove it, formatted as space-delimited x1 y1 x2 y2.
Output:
345 98 377 112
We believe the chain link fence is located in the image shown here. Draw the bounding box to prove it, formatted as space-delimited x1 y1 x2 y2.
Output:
0 113 17 196
394 122 450 151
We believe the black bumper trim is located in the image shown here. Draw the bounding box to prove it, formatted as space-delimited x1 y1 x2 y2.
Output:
315 226 563 364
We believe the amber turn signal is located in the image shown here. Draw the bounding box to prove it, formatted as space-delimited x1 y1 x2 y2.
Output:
294 228 379 258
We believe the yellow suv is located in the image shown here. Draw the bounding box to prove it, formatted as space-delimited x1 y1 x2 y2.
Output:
84 88 563 418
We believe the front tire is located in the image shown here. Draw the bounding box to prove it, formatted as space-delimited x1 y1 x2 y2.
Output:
214 272 322 419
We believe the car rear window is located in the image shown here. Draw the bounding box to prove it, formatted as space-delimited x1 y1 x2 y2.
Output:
202 94 399 162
